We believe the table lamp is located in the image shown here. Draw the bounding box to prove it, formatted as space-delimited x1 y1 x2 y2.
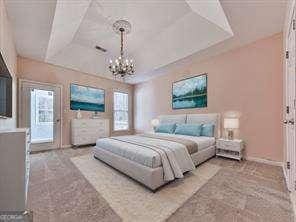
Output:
224 118 239 140
151 118 160 129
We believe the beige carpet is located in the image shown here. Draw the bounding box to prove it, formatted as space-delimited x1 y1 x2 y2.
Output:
71 154 221 222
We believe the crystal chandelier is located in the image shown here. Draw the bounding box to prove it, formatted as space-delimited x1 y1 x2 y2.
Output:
109 20 135 78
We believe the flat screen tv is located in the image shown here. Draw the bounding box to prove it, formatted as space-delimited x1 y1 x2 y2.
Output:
0 52 12 118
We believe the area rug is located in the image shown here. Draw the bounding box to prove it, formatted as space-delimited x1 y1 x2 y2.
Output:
71 154 221 222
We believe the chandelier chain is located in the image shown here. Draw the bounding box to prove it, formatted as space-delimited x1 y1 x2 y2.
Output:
120 30 124 57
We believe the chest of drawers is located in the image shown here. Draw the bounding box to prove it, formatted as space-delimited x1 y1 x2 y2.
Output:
0 128 30 211
71 119 110 146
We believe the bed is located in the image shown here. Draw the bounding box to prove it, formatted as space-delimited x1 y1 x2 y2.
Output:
93 113 220 190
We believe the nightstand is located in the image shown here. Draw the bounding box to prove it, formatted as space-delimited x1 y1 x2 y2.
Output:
216 138 244 161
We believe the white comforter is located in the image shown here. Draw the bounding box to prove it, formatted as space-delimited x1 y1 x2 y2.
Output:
153 133 215 151
96 135 196 181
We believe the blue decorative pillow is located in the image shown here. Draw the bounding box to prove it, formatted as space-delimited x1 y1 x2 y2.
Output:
154 123 176 134
174 124 202 136
201 124 215 137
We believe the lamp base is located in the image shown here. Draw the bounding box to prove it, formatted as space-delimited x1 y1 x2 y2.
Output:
227 130 234 140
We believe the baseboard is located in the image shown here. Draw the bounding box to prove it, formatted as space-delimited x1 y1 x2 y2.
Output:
245 156 283 167
61 144 72 149
290 192 296 222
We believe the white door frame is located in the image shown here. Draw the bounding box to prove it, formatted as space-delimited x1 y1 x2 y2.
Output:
18 78 63 151
285 7 296 192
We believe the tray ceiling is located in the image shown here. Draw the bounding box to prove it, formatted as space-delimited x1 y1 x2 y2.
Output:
5 0 286 84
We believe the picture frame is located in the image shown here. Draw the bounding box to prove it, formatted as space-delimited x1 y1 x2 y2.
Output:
172 74 207 110
70 83 105 112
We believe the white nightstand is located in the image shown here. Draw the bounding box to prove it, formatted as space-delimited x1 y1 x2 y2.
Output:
216 138 244 161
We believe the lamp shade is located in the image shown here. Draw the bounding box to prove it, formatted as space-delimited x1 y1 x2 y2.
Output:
224 118 239 129
151 118 160 127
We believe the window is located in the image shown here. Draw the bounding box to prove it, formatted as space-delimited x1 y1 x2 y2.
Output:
114 92 129 131
30 89 54 143
35 90 54 124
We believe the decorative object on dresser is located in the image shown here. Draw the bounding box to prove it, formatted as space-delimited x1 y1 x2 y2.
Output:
0 128 30 211
216 138 244 161
224 117 239 140
71 119 110 147
76 109 82 119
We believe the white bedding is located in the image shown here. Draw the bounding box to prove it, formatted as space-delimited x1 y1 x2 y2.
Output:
95 133 215 169
95 136 162 168
109 135 196 181
152 133 215 151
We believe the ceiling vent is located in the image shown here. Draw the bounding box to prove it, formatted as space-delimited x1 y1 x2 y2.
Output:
95 45 107 52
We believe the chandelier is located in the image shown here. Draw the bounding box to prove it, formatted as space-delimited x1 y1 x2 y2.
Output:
109 20 135 78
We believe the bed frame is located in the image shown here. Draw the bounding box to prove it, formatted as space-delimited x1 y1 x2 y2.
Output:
93 113 220 191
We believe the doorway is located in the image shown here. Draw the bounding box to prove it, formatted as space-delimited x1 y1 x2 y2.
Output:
19 79 62 151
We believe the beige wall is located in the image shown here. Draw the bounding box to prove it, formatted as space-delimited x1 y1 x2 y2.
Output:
0 0 17 130
134 33 283 162
17 57 134 147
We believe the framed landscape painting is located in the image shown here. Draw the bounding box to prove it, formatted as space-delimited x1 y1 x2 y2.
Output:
172 74 207 109
70 84 105 112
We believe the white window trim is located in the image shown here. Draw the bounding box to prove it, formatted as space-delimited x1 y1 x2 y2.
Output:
113 91 129 131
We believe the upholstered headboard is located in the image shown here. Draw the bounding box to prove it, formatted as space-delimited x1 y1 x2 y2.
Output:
158 114 186 124
157 113 221 138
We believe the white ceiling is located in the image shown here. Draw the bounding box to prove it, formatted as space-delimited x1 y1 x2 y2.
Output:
5 0 286 84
